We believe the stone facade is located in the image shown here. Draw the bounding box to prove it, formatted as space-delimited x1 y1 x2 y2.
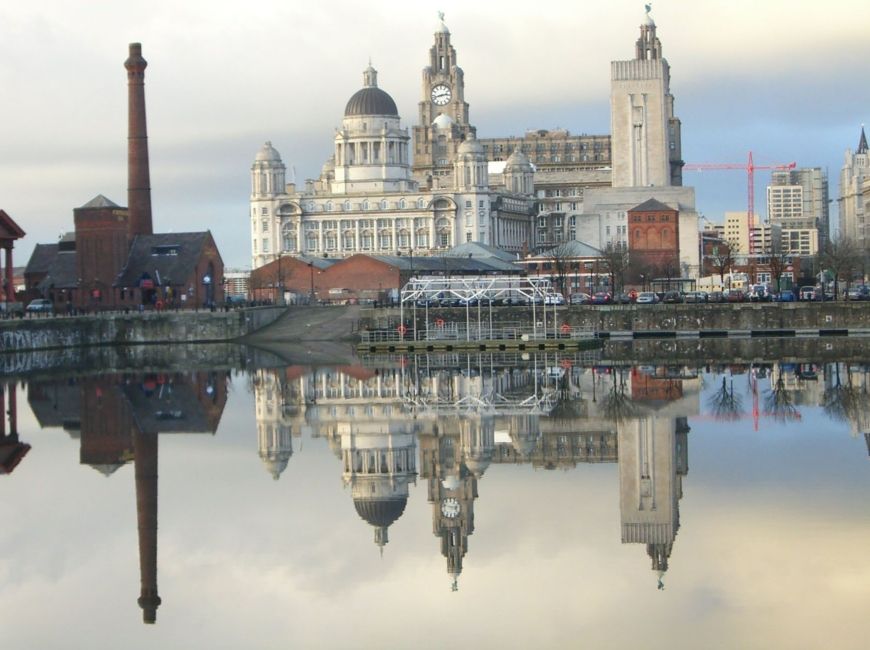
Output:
610 7 682 188
839 127 870 247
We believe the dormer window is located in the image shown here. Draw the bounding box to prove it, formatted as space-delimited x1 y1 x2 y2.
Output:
151 245 179 256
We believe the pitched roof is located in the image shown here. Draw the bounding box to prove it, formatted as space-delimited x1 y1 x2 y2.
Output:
80 194 121 209
115 232 216 287
0 210 26 239
25 243 60 275
447 241 520 263
370 254 519 274
529 240 604 259
629 198 677 213
859 126 868 155
37 251 79 290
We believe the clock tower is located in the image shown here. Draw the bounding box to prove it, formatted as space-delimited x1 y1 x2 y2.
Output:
412 12 477 188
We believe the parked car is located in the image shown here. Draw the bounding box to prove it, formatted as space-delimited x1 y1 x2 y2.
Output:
747 284 772 302
799 286 817 301
775 289 796 302
569 293 592 305
662 290 683 304
614 292 635 304
845 286 869 301
635 291 660 304
543 294 565 305
591 292 613 305
726 289 747 303
707 291 726 304
26 298 53 314
683 291 708 303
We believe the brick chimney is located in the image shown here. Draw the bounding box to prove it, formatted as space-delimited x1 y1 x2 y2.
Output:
125 43 153 237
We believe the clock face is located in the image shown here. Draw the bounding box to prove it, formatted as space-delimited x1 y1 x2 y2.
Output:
441 497 461 518
431 84 452 106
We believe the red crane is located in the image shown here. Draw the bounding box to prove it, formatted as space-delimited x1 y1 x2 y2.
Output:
684 152 796 254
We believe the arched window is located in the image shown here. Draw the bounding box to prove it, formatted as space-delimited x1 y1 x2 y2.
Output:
343 200 351 211
399 198 406 209
282 223 297 252
326 201 333 212
362 200 369 211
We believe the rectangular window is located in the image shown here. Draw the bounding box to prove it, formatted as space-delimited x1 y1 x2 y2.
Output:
465 201 472 209
262 238 270 253
261 207 268 215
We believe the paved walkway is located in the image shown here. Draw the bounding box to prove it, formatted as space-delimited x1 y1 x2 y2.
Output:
247 305 360 342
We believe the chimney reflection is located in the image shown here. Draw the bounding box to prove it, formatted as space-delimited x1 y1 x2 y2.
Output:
27 371 228 624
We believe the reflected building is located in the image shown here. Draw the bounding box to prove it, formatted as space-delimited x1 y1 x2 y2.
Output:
618 414 689 590
254 368 298 480
0 382 29 475
251 356 701 589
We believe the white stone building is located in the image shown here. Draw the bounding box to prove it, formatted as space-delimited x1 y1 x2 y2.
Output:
839 127 869 247
249 18 534 270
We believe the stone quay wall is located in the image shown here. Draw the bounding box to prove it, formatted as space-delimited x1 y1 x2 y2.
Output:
362 302 870 334
0 306 286 356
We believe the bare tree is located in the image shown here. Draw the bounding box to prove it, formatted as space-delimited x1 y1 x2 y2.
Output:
708 376 743 421
602 243 630 295
764 371 800 423
708 240 737 289
547 243 575 297
820 234 861 298
766 239 791 293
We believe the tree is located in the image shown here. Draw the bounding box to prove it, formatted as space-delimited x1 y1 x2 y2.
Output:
820 234 861 298
766 239 791 293
708 240 737 289
602 243 630 295
547 243 576 297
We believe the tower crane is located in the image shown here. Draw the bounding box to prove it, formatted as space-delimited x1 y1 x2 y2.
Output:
684 152 796 254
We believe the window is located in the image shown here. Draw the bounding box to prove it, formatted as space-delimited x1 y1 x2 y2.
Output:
261 207 269 215
262 238 270 253
465 200 472 209
362 200 369 210
326 201 333 212
344 200 351 211
262 219 269 232
342 232 355 249
379 232 392 248
466 232 472 242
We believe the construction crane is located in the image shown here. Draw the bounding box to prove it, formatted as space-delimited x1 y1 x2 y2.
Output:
684 152 796 254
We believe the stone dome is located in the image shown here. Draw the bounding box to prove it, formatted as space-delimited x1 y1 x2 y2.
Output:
504 148 533 171
457 139 484 155
255 141 282 162
344 87 398 117
433 113 454 129
353 497 408 528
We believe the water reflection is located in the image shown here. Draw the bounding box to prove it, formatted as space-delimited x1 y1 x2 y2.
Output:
6 353 870 631
26 371 229 623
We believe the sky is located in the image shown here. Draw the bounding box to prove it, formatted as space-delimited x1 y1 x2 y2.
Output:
2 0 869 269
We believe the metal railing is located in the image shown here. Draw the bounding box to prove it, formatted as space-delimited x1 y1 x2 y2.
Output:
360 321 596 343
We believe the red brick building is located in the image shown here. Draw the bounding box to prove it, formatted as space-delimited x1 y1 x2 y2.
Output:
628 198 680 282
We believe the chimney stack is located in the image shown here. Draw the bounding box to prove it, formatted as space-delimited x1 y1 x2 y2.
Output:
125 43 153 237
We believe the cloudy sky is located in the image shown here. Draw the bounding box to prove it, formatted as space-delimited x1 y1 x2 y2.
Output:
2 0 869 269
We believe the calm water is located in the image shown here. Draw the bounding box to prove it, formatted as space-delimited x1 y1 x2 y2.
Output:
1 346 869 649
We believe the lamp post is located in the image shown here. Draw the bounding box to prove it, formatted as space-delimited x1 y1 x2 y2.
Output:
277 253 285 306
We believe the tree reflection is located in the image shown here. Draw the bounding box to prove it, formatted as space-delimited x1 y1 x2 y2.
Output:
823 363 863 424
601 370 638 423
708 376 742 421
764 373 800 423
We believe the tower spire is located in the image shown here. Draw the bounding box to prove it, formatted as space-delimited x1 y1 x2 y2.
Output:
125 43 153 237
858 124 868 155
